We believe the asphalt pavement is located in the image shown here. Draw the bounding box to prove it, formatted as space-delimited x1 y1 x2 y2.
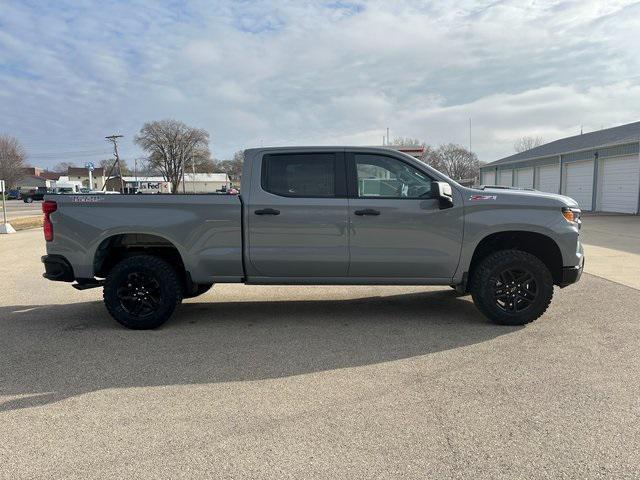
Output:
1 228 639 479
0 199 43 219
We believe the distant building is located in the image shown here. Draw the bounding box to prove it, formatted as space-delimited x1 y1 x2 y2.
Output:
177 173 230 193
17 175 49 191
103 175 168 193
384 145 426 159
104 173 230 194
67 167 105 190
16 167 58 191
480 121 640 214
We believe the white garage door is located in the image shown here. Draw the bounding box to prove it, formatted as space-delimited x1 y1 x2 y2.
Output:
597 155 640 214
497 169 513 186
515 168 534 189
481 170 495 185
536 165 560 194
564 161 594 210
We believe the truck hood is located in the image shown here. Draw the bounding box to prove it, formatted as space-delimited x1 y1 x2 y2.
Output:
467 186 580 209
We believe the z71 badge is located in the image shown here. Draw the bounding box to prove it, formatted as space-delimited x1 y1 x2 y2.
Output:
469 194 497 201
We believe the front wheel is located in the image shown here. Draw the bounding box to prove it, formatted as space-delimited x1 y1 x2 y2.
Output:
103 255 183 329
470 250 554 326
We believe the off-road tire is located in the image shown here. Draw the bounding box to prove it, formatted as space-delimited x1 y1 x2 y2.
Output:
103 255 183 329
183 283 214 299
470 249 553 326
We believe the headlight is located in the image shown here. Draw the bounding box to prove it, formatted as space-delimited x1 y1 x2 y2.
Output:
562 207 581 224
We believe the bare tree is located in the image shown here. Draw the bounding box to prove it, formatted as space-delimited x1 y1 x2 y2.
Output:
99 158 130 176
514 135 544 153
53 161 77 173
423 143 480 181
0 135 27 188
134 119 211 192
391 137 425 147
214 150 244 183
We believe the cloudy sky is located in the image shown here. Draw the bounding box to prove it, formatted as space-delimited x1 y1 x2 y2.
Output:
1 0 639 169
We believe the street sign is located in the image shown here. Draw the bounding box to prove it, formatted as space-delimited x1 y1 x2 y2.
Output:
0 180 5 193
85 162 95 171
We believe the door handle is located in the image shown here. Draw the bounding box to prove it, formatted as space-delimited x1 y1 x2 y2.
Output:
255 208 280 215
354 209 380 216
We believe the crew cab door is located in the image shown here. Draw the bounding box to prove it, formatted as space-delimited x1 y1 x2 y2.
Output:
246 151 349 277
346 152 463 279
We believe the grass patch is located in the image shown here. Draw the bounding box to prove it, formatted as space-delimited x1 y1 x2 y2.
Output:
7 216 43 231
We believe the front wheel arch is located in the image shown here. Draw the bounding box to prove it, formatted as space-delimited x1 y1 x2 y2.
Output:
467 231 563 289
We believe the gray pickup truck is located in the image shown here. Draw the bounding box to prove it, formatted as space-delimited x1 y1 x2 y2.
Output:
41 147 584 329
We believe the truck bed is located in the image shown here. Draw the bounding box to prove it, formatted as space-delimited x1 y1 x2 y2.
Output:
45 194 244 283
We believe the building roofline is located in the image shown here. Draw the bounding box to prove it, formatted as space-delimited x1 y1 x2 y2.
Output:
481 138 640 170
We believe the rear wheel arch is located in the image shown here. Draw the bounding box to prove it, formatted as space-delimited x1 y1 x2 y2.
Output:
93 233 190 287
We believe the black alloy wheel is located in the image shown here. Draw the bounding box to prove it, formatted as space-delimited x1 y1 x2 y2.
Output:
117 272 162 317
470 249 554 326
492 268 537 313
103 255 182 329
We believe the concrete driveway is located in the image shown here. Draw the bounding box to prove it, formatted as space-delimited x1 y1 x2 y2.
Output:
1 228 639 479
581 214 640 289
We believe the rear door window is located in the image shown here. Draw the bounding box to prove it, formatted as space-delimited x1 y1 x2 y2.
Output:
262 153 339 197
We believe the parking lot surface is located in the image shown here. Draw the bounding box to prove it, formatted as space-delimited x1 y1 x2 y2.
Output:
1 227 639 479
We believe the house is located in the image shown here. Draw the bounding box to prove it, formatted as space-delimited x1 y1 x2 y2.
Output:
480 121 640 214
16 167 58 191
17 175 50 192
67 167 106 190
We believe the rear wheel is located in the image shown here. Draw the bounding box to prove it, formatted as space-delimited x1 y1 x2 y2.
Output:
470 250 553 326
103 255 182 329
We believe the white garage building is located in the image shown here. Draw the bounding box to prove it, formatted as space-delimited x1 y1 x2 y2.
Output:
480 121 640 214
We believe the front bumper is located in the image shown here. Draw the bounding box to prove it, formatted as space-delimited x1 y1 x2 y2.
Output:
42 255 75 282
559 257 584 288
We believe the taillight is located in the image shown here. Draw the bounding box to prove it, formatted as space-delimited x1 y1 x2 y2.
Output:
42 200 57 241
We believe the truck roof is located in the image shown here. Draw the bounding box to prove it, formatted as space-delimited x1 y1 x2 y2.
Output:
244 146 420 156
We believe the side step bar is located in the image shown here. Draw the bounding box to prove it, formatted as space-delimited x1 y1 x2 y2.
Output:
72 279 105 290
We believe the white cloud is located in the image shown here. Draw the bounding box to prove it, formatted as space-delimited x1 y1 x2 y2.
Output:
0 0 639 167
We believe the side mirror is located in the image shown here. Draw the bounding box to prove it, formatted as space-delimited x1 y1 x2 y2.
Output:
432 181 454 209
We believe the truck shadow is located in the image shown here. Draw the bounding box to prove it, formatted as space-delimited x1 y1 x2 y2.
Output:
0 290 519 411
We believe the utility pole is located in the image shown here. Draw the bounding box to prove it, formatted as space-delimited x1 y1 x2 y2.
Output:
386 127 390 146
105 134 124 193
